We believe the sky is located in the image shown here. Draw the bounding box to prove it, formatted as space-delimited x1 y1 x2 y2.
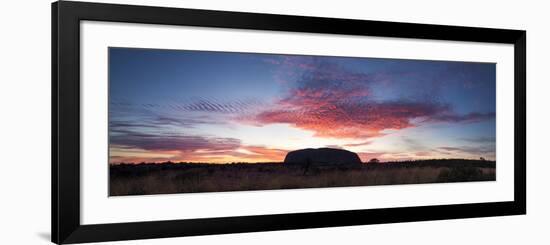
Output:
108 47 496 164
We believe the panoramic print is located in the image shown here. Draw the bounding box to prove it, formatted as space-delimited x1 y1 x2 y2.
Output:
108 47 496 196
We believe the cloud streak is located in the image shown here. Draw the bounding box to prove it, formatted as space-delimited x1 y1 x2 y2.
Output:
109 127 288 163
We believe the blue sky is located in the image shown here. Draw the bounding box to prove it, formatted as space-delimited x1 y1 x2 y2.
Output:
108 47 496 163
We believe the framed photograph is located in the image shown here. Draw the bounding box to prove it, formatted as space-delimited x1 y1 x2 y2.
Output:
52 1 526 244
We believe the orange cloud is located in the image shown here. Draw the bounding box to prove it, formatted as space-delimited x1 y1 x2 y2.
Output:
248 100 447 139
241 58 494 140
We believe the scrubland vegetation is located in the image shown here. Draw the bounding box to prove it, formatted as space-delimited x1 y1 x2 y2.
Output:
109 159 495 196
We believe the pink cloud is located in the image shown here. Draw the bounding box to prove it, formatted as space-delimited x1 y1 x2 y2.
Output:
248 99 449 139
242 58 495 140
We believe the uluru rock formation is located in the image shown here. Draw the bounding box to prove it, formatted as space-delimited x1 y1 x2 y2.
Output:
283 148 362 167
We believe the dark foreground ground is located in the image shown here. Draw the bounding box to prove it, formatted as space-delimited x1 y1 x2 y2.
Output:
109 159 495 196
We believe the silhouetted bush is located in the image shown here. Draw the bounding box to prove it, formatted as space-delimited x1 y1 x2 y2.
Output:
368 158 380 164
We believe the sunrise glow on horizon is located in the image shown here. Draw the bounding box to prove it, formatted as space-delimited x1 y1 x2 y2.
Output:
108 48 496 164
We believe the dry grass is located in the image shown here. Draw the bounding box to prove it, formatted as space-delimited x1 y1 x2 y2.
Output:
109 160 495 196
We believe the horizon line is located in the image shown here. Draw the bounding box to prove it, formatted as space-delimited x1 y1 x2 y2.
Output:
109 157 496 165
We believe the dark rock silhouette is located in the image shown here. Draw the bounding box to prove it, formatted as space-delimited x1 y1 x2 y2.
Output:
284 148 362 167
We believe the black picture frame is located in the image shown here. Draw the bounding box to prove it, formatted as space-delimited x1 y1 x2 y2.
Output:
52 1 526 244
